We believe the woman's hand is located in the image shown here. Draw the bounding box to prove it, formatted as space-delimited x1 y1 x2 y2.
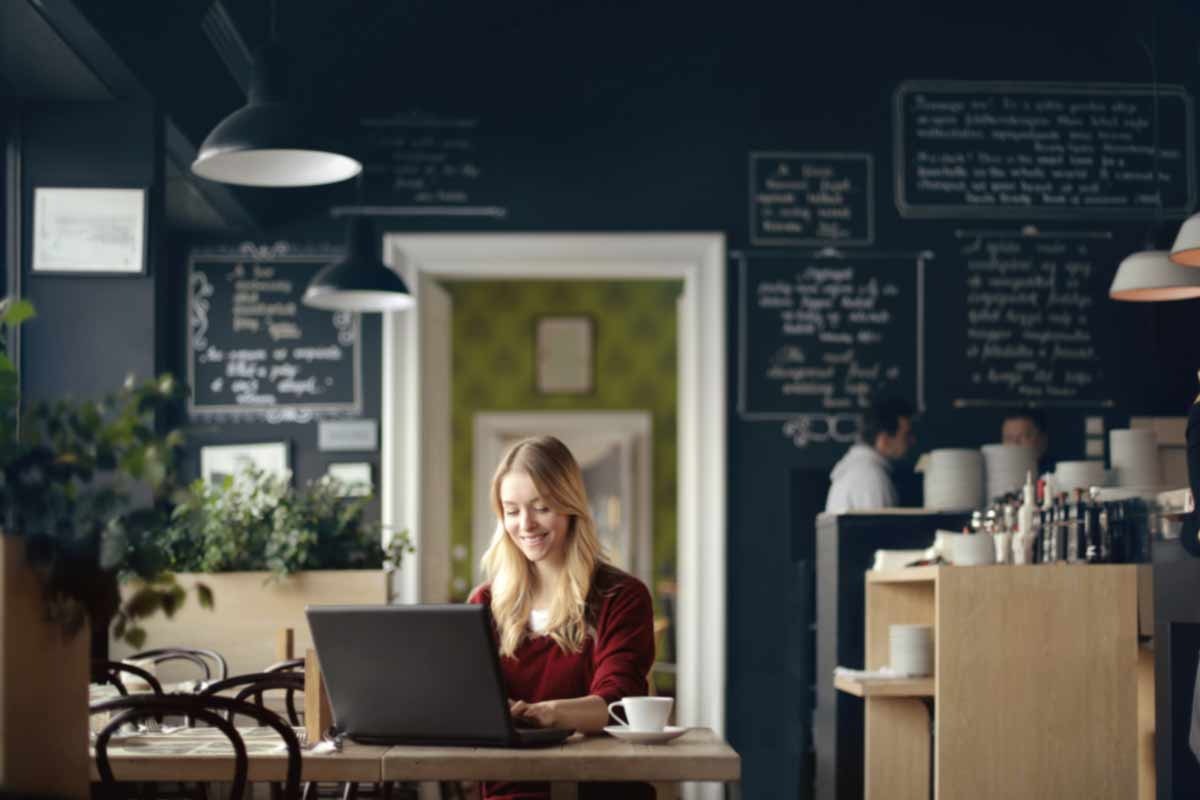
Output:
509 698 559 728
508 695 609 734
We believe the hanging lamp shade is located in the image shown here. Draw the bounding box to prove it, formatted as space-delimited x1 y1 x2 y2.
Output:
192 45 361 187
1109 249 1200 301
1169 212 1200 267
303 217 414 312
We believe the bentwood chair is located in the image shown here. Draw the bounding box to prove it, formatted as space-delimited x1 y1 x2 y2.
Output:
127 647 229 685
199 671 306 726
90 693 302 800
93 659 165 697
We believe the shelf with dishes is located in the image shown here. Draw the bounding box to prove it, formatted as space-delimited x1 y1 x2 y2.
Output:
833 672 934 698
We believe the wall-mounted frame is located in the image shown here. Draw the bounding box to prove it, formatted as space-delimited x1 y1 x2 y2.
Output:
326 462 373 497
31 187 147 275
200 441 290 489
535 315 594 394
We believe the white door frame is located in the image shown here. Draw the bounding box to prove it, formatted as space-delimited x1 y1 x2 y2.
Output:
380 233 727 743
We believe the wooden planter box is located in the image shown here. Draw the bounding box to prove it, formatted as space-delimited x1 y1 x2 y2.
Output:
0 535 90 799
110 570 391 679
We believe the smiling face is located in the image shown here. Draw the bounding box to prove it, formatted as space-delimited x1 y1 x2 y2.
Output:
499 470 571 568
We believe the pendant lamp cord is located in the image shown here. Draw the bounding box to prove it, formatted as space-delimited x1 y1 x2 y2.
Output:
268 0 278 43
1137 3 1162 246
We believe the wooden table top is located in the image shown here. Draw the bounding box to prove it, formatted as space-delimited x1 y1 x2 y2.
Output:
89 725 384 782
380 729 741 782
90 726 740 785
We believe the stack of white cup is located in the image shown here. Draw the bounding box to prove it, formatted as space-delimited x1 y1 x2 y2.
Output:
981 444 1038 502
923 449 984 510
889 624 934 677
1055 460 1107 494
1109 429 1160 488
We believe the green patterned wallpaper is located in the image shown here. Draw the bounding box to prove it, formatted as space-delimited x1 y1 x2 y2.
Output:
446 280 681 609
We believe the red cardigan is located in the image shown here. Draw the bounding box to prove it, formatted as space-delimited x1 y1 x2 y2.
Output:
469 565 656 800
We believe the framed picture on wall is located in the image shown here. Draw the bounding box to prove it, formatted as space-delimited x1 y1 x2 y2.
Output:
535 316 594 394
200 442 290 489
325 462 373 497
31 187 148 275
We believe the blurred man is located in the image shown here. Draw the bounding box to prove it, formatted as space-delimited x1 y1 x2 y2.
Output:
1002 408 1049 469
825 395 916 513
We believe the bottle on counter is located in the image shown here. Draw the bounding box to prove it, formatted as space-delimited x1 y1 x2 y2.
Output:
1013 471 1036 565
1067 488 1086 563
995 499 1014 564
1084 488 1102 564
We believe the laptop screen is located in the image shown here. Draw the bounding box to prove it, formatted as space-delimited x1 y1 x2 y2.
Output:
306 604 516 744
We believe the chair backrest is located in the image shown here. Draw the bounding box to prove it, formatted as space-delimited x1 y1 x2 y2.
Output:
93 659 165 697
89 694 301 800
128 647 229 682
264 658 305 673
199 671 306 726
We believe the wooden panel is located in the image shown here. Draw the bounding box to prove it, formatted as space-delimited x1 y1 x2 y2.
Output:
1137 565 1154 639
866 566 938 584
110 570 389 679
936 565 1138 800
865 581 935 671
864 698 930 800
1 536 90 798
834 674 934 698
1137 644 1155 800
380 729 740 782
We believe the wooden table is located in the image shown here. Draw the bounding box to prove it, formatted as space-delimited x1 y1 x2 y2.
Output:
88 725 385 783
382 728 740 799
91 727 740 798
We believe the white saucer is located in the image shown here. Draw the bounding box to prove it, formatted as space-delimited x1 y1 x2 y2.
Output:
603 725 688 744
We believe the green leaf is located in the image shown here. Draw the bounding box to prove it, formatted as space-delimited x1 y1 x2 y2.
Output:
2 298 35 326
123 626 147 650
196 583 214 609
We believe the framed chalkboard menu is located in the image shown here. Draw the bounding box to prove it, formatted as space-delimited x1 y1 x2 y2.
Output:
187 248 362 420
948 227 1117 408
737 252 924 421
895 81 1195 219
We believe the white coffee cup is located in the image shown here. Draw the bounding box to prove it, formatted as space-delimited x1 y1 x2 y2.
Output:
607 696 673 732
889 624 934 677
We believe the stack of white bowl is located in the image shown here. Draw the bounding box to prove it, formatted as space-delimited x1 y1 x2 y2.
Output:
889 624 934 677
1055 460 1108 494
923 449 984 510
1109 428 1160 488
981 444 1038 502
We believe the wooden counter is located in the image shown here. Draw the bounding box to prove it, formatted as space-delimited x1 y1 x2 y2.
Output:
843 565 1147 800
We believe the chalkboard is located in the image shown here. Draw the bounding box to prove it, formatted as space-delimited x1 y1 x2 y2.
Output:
737 252 924 422
357 111 507 218
750 153 874 246
895 81 1195 218
187 247 362 420
949 228 1116 408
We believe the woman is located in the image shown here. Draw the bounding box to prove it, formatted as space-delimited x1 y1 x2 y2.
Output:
469 435 656 800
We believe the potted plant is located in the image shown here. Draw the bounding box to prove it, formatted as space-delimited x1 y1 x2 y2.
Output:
0 299 210 798
108 463 414 676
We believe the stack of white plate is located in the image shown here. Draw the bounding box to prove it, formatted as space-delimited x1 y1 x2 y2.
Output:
889 624 934 677
923 449 984 510
1055 460 1108 494
1109 429 1160 488
981 444 1038 502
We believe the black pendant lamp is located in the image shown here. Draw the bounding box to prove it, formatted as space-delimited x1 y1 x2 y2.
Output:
303 216 414 312
191 7 361 187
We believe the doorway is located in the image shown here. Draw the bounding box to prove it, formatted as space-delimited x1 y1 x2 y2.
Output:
378 234 727 758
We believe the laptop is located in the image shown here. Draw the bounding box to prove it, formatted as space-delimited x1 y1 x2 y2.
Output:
306 604 573 747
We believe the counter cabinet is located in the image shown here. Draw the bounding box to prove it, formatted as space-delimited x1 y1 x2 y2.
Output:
847 565 1156 800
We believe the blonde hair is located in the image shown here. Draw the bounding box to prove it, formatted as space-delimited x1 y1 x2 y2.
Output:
480 435 604 657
